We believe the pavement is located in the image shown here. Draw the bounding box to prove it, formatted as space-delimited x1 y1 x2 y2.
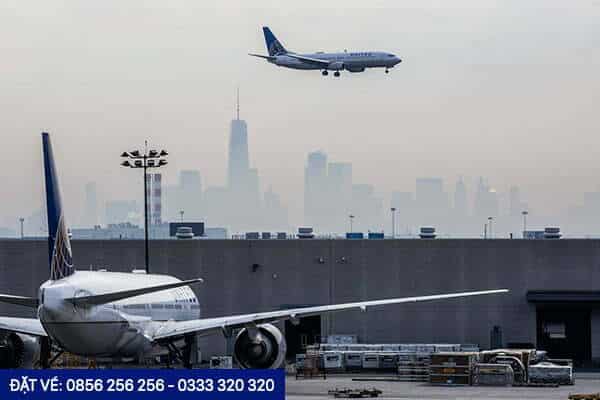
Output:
285 374 600 400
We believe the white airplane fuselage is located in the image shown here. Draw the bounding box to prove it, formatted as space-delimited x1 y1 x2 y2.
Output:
38 271 199 358
271 51 401 72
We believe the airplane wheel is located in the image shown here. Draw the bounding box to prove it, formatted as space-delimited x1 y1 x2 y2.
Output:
385 69 389 74
334 71 340 77
322 70 328 76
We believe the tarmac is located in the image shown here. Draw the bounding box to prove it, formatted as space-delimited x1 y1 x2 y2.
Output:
285 374 600 400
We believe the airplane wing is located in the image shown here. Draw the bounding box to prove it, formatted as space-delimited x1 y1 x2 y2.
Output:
0 317 47 337
152 289 508 340
285 53 330 66
248 53 276 61
0 294 39 308
65 278 203 306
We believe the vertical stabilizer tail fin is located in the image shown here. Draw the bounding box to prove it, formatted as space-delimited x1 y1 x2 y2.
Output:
262 26 287 56
42 132 74 280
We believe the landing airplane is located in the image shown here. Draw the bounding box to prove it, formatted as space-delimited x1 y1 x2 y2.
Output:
0 133 507 369
249 27 402 77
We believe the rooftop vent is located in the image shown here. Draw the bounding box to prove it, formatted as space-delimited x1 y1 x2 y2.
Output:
544 227 561 239
419 227 436 239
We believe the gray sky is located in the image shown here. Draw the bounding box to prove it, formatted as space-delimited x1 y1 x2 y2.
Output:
1 0 599 227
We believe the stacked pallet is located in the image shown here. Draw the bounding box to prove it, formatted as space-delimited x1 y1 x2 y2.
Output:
397 353 431 382
429 352 479 386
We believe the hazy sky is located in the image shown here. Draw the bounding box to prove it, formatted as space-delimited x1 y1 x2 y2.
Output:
1 0 599 228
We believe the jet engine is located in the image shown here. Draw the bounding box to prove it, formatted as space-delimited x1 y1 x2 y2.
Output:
0 333 41 369
328 61 344 71
345 66 365 73
233 324 286 369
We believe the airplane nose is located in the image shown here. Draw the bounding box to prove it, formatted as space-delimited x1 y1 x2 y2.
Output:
395 57 402 65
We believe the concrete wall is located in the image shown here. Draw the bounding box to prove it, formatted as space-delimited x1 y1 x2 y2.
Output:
1 238 600 359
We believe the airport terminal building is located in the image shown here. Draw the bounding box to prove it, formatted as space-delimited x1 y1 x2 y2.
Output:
1 238 599 367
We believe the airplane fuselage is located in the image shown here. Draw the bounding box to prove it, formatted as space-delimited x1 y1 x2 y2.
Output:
37 271 199 358
270 51 401 72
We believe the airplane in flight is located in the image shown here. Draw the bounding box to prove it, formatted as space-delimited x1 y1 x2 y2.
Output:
249 27 402 77
0 133 507 369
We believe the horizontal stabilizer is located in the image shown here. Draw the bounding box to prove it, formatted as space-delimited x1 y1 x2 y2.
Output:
65 278 203 306
248 53 275 61
0 294 39 308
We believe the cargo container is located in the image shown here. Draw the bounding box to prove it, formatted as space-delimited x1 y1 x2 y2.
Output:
346 232 364 239
379 353 399 369
361 353 380 369
343 351 364 370
323 352 344 370
473 363 514 386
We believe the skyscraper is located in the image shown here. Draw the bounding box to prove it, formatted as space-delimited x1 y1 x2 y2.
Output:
228 89 250 192
226 90 261 230
304 151 328 228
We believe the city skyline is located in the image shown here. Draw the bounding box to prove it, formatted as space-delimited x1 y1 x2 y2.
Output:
1 1 599 236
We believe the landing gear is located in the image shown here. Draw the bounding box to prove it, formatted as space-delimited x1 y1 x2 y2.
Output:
385 68 389 74
161 335 195 369
321 70 328 76
334 71 340 77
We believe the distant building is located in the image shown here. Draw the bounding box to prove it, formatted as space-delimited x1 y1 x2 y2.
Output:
81 182 99 227
391 191 414 233
415 178 448 225
473 178 498 218
304 151 329 229
225 91 261 230
146 173 163 226
454 177 468 216
105 200 138 225
72 222 170 240
328 162 353 231
351 184 383 232
263 187 288 230
0 227 16 238
509 186 527 217
178 170 203 220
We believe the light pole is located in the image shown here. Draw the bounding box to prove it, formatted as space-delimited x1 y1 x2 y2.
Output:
390 207 396 239
120 143 168 273
488 216 493 239
19 218 24 239
521 210 528 238
349 214 355 233
179 210 184 223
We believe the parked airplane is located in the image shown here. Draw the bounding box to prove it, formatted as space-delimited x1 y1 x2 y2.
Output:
0 133 507 369
249 27 402 77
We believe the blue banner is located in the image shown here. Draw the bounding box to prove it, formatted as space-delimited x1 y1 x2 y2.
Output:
0 369 285 400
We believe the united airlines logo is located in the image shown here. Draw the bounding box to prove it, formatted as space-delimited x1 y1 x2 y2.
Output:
268 41 286 56
50 215 74 280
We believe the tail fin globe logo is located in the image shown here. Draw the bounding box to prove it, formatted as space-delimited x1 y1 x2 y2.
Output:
263 27 287 56
42 132 74 280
